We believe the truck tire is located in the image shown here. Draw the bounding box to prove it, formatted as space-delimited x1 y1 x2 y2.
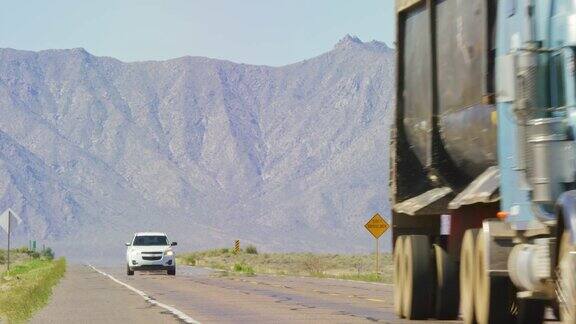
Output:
474 231 516 324
402 235 433 320
433 244 459 320
393 236 406 317
127 264 134 276
559 230 576 323
460 229 479 324
516 298 545 324
552 302 560 321
167 267 176 276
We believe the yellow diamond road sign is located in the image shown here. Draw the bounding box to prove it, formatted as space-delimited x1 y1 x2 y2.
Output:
364 213 389 239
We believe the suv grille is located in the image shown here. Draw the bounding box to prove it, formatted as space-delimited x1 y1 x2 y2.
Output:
142 256 162 261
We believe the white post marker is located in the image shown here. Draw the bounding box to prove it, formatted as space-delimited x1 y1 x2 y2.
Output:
0 209 22 272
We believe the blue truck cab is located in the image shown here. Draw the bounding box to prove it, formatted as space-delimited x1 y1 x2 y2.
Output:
391 1 576 322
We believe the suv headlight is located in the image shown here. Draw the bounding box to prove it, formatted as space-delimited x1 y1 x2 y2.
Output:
164 250 174 256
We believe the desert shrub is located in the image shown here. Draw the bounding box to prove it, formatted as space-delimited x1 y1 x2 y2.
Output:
301 254 326 275
29 251 41 259
180 255 196 266
200 248 230 258
244 245 258 255
351 256 367 275
15 247 30 254
233 263 255 275
175 248 393 283
41 248 54 260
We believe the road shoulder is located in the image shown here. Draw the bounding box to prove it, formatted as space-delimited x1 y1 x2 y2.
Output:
31 264 179 324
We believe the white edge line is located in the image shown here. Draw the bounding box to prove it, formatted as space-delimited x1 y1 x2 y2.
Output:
87 264 201 324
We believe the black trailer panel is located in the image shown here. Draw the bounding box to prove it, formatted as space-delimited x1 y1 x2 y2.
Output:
402 3 433 168
435 0 487 114
435 0 497 178
393 0 497 211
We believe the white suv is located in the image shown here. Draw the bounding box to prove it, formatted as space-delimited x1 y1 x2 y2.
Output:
125 232 177 276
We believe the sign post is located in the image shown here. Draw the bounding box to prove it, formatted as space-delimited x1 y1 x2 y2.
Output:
364 213 390 274
0 209 22 273
376 235 379 274
7 210 10 272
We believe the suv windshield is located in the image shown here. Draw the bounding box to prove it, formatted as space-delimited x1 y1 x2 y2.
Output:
132 235 168 246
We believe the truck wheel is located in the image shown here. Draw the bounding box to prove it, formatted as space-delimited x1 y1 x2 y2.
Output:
127 264 134 276
516 298 545 324
167 267 176 276
393 236 406 317
433 244 459 319
558 230 576 323
474 231 516 324
460 229 479 324
552 302 560 321
402 235 432 320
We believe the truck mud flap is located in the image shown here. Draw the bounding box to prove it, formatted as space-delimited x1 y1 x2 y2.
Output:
393 187 453 216
448 166 500 210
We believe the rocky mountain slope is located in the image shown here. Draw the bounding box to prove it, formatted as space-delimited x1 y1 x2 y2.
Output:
0 35 395 259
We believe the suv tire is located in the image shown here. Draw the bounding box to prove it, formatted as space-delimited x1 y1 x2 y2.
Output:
167 267 176 276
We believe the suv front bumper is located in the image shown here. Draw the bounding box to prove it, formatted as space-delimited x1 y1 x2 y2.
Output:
128 254 175 271
130 264 174 271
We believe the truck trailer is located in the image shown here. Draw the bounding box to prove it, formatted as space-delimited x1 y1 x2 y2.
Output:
391 0 576 323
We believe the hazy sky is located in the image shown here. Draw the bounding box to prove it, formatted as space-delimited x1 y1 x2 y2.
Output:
0 0 395 66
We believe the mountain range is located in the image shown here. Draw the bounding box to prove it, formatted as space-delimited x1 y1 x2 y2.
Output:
0 35 395 260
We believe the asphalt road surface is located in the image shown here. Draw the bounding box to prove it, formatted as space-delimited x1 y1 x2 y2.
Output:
31 264 180 323
33 264 459 323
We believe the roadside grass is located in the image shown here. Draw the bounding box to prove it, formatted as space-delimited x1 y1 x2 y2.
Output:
233 263 255 275
0 250 33 273
178 248 392 283
0 252 66 323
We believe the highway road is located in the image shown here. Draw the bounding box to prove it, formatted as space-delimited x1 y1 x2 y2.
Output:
33 264 459 323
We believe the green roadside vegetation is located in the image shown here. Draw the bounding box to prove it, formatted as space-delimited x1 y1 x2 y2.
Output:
0 247 65 323
178 245 393 283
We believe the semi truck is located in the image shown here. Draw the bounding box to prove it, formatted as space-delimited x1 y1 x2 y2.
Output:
391 0 576 323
